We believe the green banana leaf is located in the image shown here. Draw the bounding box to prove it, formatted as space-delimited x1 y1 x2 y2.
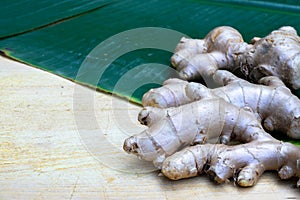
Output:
0 0 299 145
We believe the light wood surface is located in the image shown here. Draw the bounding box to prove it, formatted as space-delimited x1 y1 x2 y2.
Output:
0 56 299 199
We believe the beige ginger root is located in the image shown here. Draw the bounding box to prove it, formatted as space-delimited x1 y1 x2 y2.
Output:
123 26 300 187
124 98 272 167
142 70 300 139
124 97 300 187
171 26 300 90
162 141 300 187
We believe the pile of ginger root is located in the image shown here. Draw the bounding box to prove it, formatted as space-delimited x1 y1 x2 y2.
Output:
123 26 300 187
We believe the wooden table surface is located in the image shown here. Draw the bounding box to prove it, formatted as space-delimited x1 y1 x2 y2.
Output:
0 56 299 199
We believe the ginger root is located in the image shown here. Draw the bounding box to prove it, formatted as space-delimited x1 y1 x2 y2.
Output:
124 98 273 168
142 70 300 139
171 26 300 90
124 96 300 187
162 141 300 187
123 26 300 187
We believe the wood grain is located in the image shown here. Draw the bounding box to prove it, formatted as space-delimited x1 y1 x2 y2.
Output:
0 56 299 199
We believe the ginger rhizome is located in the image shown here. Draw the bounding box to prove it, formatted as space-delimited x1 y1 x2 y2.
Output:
124 98 273 168
142 70 300 139
123 26 300 188
171 26 300 90
162 141 300 187
124 96 300 187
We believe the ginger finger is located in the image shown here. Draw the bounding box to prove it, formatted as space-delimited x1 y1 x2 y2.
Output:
142 78 190 108
141 78 212 109
258 75 285 88
171 37 207 70
162 141 300 187
177 52 226 80
138 107 165 126
236 164 265 187
141 70 242 110
172 26 249 81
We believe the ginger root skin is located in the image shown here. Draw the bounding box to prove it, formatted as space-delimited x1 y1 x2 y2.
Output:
171 26 300 90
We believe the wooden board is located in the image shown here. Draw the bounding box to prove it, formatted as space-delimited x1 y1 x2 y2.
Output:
0 56 299 199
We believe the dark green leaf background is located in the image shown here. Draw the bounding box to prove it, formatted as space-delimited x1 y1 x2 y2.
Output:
0 0 299 144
